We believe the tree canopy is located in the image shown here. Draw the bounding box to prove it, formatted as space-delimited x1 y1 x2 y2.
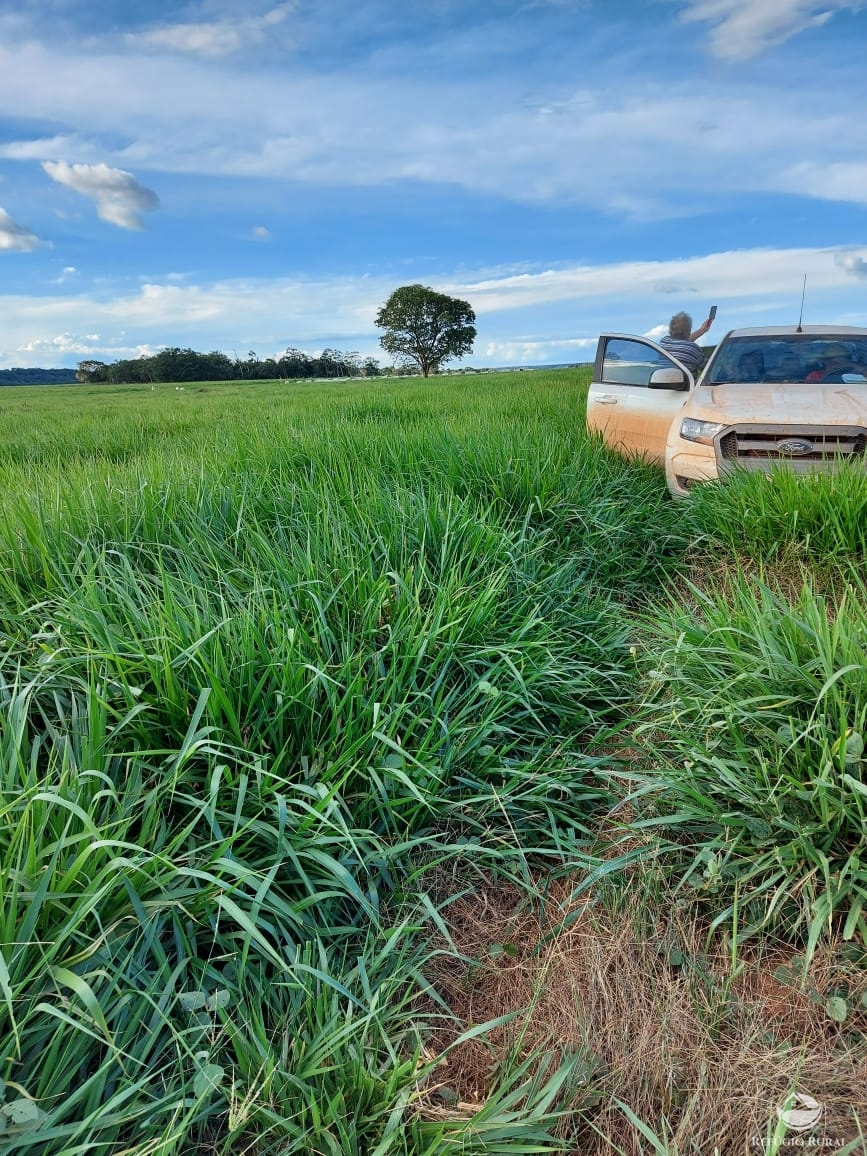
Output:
375 284 476 377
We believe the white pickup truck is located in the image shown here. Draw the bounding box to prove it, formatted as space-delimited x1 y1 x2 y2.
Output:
586 325 867 496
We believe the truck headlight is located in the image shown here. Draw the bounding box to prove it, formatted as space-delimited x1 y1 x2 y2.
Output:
679 419 725 445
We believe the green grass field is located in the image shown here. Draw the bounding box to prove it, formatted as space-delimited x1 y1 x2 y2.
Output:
0 371 865 1153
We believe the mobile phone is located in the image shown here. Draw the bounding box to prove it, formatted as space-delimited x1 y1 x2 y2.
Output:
709 305 718 321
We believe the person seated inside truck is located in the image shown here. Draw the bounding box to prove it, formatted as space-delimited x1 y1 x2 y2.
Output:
806 342 862 382
765 353 803 381
735 349 765 381
660 310 714 373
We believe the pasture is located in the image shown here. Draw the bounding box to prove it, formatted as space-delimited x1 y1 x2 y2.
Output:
0 370 865 1153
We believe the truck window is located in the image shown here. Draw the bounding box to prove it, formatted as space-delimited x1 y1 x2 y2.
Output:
708 336 867 384
601 338 671 387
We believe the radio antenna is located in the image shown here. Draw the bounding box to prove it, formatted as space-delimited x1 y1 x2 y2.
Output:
796 275 807 332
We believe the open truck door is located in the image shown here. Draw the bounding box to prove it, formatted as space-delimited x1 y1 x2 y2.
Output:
586 335 694 464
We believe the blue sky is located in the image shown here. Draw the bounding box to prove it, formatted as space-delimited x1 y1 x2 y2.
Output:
1 0 866 369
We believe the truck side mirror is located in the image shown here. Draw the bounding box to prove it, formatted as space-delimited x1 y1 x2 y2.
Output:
648 367 689 391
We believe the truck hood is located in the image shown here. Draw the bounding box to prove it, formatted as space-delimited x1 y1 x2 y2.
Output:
691 382 867 425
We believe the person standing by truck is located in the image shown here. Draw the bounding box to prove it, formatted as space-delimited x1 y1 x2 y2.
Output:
660 309 715 373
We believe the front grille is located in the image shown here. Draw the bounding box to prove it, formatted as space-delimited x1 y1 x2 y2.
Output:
719 427 867 463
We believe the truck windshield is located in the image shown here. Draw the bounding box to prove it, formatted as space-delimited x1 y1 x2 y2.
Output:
707 336 867 384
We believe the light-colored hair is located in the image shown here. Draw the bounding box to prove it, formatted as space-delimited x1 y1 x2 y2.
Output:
669 312 692 340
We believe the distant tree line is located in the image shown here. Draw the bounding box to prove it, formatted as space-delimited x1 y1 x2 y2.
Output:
0 367 78 385
76 347 382 384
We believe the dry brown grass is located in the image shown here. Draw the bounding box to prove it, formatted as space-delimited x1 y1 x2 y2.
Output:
672 543 852 618
420 873 867 1154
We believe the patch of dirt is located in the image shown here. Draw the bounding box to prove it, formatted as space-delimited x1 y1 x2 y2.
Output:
420 872 867 1154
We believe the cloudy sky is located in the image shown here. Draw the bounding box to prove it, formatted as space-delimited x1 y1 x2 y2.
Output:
1 0 866 369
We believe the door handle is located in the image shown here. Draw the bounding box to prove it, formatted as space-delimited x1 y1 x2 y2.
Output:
595 395 618 404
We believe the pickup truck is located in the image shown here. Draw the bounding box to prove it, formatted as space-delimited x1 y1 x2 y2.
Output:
586 325 867 496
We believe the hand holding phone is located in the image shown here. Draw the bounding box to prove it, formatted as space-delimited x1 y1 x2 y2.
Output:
708 305 718 322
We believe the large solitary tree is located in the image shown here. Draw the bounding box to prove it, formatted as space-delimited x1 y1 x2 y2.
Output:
375 284 476 377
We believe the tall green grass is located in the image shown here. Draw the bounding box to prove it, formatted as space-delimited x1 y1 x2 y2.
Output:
623 573 867 956
686 464 867 566
0 670 579 1153
0 371 689 1152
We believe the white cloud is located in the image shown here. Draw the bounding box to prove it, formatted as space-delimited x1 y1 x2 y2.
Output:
778 161 867 206
18 332 103 354
0 134 85 161
483 337 596 364
836 250 867 278
447 245 867 313
41 162 159 230
0 207 41 252
126 4 298 58
679 0 860 60
251 225 272 241
0 30 862 217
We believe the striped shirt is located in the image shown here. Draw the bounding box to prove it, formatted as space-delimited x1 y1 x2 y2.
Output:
660 335 704 372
